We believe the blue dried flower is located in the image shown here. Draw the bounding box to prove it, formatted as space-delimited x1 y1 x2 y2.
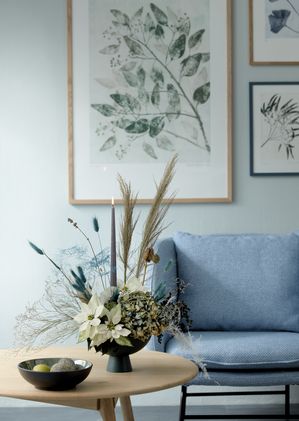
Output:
93 217 99 233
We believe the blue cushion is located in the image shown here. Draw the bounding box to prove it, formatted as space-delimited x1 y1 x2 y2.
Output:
166 331 299 370
186 368 299 387
173 231 299 332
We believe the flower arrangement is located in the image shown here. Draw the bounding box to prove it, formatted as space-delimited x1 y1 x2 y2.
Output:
15 156 191 360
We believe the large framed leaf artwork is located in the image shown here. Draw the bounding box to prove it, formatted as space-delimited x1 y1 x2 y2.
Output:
249 82 299 175
67 0 232 204
249 0 299 64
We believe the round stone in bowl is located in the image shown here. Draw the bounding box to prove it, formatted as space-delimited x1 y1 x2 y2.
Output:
17 358 92 390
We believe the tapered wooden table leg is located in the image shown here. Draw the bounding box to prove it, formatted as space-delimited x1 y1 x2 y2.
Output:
98 398 116 421
120 396 135 421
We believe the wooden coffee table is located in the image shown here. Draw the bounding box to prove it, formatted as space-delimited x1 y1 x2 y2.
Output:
0 347 198 421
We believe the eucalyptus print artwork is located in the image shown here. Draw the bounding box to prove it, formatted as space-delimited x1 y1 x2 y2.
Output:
266 0 299 38
89 0 211 163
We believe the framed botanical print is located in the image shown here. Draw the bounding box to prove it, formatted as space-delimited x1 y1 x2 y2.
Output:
68 0 232 204
250 82 299 175
249 0 299 64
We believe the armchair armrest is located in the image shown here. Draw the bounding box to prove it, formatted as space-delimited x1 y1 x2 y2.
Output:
146 237 177 352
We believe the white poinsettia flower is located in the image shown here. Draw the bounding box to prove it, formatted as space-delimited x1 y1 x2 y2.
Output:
73 293 105 342
121 276 147 293
91 304 130 346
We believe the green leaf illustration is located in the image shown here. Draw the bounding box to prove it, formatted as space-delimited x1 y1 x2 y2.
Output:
150 3 168 25
123 36 144 56
111 21 130 36
151 83 160 106
155 24 164 39
131 7 143 22
110 9 130 26
201 53 210 63
144 12 155 33
100 135 117 151
166 6 178 27
95 77 116 89
150 66 164 87
122 70 139 87
110 93 141 112
188 29 205 49
169 34 186 60
136 66 146 86
91 104 116 117
143 142 158 159
125 119 149 133
180 53 202 77
166 84 181 119
138 87 149 104
193 82 210 104
99 44 120 55
177 17 191 36
156 135 175 151
149 116 165 137
114 118 132 129
121 61 137 71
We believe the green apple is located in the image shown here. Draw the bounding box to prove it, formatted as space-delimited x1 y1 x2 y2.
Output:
33 363 50 372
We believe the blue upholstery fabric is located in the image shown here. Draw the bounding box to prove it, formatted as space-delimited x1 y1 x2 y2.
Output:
186 369 299 387
173 231 299 332
150 237 177 290
166 331 299 369
147 237 177 352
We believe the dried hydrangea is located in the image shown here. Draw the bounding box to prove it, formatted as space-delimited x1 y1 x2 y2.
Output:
119 291 164 342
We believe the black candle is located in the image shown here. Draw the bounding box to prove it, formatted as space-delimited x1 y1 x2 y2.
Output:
110 197 117 286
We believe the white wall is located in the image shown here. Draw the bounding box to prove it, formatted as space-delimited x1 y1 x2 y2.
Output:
1 0 299 407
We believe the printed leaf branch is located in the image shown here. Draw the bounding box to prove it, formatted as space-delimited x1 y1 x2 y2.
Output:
93 4 211 159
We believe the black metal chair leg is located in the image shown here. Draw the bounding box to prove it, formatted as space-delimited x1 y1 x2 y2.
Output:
179 385 187 421
177 385 299 420
285 385 290 417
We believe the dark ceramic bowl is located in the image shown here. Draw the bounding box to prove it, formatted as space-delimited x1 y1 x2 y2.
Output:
17 358 92 390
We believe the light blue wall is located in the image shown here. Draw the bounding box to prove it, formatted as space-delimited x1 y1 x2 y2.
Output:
2 0 299 353
1 0 299 405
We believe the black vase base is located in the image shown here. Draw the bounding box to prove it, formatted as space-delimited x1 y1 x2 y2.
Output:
107 355 132 373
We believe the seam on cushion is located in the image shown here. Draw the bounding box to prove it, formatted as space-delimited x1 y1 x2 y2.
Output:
203 358 299 367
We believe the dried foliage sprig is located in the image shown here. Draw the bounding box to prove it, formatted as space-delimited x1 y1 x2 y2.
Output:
117 175 139 285
29 241 74 284
68 218 107 290
136 154 177 278
14 277 80 350
29 241 92 304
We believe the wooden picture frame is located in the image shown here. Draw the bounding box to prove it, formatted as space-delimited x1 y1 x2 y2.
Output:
68 0 232 204
250 81 299 175
249 0 299 65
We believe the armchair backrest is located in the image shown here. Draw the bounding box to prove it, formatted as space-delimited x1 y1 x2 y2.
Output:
155 231 299 332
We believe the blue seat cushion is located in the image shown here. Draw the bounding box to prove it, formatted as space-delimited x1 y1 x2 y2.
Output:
166 331 299 370
173 231 299 332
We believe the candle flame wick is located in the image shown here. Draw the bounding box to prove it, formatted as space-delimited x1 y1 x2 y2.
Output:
112 197 114 206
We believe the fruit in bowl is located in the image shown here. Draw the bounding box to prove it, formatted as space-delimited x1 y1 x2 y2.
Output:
18 357 92 390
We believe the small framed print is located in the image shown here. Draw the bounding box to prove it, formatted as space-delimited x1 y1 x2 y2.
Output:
250 82 299 175
249 0 299 65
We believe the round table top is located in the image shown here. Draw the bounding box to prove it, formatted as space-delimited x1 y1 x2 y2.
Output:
0 347 198 403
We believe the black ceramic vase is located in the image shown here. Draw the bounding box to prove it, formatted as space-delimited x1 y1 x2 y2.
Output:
95 338 148 373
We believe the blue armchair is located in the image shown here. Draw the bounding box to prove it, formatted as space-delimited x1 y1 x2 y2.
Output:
148 231 299 420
